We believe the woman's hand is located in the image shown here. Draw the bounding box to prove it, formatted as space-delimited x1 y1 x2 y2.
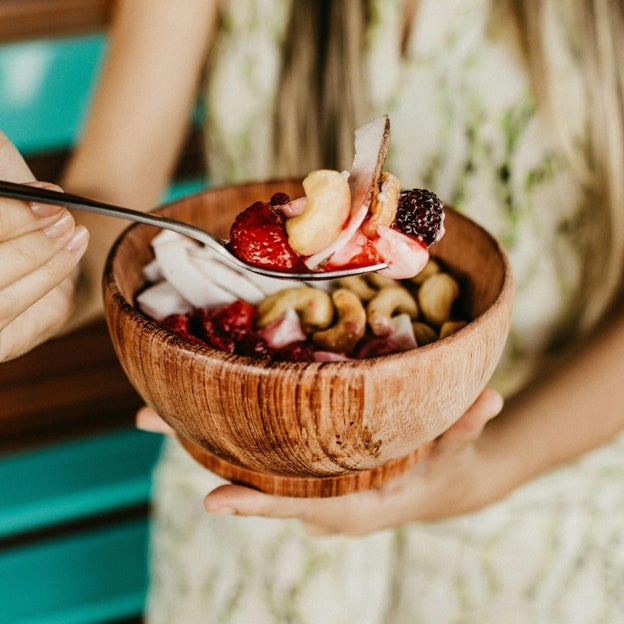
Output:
0 132 89 362
137 305 624 535
137 388 505 535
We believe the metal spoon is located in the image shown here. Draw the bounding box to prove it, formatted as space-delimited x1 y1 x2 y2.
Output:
0 180 387 279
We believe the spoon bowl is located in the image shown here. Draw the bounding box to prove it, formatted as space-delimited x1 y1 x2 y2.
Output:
0 179 387 280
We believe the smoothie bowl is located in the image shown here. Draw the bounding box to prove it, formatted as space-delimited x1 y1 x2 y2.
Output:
102 177 514 497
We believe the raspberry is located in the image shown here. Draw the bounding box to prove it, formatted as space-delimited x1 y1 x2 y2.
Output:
195 308 236 353
229 201 305 271
212 300 257 342
160 313 206 346
353 336 398 359
272 340 316 362
236 333 272 359
393 189 445 247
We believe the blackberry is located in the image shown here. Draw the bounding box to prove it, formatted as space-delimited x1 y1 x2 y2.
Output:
394 188 445 246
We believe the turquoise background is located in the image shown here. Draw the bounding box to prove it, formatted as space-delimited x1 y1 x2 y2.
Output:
0 33 205 198
0 34 107 154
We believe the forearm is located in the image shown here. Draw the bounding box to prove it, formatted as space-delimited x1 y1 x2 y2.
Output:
62 0 218 328
480 304 624 499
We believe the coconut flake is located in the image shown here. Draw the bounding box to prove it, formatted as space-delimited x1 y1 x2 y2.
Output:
387 313 418 350
142 258 163 283
189 245 266 304
151 232 236 308
136 280 193 321
304 115 391 269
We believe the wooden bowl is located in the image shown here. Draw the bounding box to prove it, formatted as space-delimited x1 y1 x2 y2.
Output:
103 180 514 497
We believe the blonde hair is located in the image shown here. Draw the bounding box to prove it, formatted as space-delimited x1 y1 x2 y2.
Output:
273 0 371 175
494 0 624 327
270 0 624 327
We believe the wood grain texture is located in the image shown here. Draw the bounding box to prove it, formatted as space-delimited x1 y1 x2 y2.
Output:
0 320 143 453
103 180 514 497
0 0 115 42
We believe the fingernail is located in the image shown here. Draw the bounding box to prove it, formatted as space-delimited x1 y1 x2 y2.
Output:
31 202 63 218
65 224 89 252
43 212 74 238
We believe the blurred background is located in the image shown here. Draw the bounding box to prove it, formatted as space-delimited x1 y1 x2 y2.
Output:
0 2 203 622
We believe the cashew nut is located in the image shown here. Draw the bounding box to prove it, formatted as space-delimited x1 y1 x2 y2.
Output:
412 321 438 346
285 169 351 256
257 286 333 331
366 272 398 290
439 320 467 339
418 273 460 326
362 171 401 237
312 288 367 353
367 286 419 336
410 258 441 285
337 275 378 302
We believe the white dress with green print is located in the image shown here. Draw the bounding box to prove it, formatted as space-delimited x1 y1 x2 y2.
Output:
146 1 624 622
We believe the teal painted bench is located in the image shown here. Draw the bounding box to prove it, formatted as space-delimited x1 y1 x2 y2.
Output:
0 430 162 624
0 28 205 623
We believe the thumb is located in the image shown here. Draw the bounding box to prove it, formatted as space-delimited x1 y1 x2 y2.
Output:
436 388 503 454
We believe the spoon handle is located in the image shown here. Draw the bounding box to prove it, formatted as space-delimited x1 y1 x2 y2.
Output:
0 179 219 245
0 179 389 279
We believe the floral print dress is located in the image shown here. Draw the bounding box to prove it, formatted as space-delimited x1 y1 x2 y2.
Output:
146 1 624 622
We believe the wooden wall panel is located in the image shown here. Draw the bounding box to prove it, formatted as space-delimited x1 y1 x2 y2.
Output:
0 0 116 42
0 320 144 453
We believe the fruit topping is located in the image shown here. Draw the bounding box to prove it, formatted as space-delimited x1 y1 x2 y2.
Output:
211 299 257 343
371 225 429 279
139 226 467 363
394 188 445 246
223 116 446 280
270 192 291 207
136 115 460 363
160 313 206 347
228 201 306 272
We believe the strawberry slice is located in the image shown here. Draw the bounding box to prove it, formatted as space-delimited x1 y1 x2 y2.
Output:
229 201 305 272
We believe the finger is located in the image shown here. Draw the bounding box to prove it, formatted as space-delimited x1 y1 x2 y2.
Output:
0 130 34 181
0 183 77 291
0 225 89 331
0 133 67 244
0 211 82 291
204 484 310 519
204 483 386 536
0 273 77 361
203 484 355 529
436 388 503 454
135 406 176 436
0 182 66 241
